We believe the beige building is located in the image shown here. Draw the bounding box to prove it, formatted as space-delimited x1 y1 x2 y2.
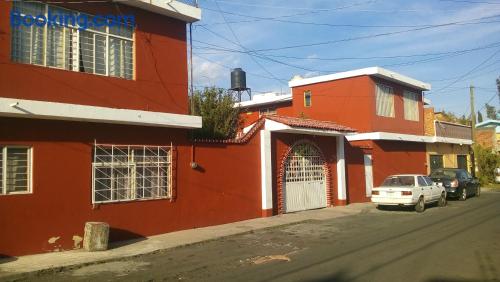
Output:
424 108 473 174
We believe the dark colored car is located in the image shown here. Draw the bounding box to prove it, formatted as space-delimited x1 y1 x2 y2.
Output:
429 168 480 200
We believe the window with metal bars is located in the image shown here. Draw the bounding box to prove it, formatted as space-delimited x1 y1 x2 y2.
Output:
10 1 134 79
0 147 32 195
92 144 172 204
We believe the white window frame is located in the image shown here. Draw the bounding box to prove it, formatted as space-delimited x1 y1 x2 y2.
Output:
375 84 395 118
0 146 33 195
11 2 134 79
92 144 173 204
403 90 419 121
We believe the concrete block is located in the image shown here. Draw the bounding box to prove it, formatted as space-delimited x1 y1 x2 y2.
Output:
83 222 110 252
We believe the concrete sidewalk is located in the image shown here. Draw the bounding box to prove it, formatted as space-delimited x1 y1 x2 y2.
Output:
0 202 374 279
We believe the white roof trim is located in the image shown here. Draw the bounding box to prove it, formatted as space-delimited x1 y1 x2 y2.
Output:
117 0 201 23
346 131 472 145
235 94 292 108
0 97 202 129
288 67 431 91
263 119 347 137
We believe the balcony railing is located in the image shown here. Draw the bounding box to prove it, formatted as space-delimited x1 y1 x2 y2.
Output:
434 121 472 140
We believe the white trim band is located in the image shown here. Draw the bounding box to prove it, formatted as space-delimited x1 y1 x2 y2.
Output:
0 97 202 129
346 132 473 145
289 67 431 91
118 0 202 23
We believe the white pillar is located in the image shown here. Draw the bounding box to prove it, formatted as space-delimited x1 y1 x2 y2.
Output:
336 135 347 201
260 130 273 212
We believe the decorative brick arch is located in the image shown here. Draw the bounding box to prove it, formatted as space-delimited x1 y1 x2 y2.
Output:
277 139 334 214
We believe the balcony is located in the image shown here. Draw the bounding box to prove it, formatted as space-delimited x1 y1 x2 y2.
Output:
434 121 472 140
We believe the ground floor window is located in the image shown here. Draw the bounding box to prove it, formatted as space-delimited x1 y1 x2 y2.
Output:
457 155 468 170
0 146 32 195
429 154 443 173
92 144 172 203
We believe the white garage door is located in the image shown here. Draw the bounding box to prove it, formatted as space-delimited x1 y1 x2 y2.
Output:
284 143 327 213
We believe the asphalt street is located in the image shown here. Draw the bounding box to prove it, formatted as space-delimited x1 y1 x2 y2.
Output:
14 191 500 282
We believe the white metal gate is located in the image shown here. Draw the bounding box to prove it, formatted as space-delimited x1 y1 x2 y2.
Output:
283 143 327 213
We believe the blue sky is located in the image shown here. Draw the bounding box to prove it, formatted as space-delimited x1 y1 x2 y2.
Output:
191 0 500 118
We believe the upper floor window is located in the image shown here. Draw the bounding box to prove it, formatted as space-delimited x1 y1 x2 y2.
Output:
10 1 134 80
375 84 395 118
0 146 32 195
304 90 312 107
403 91 419 121
259 107 277 116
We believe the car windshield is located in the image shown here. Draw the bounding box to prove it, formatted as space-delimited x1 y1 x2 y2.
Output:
430 169 456 179
381 176 415 187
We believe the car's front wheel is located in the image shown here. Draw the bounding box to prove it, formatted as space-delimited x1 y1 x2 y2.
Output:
438 192 447 207
415 197 425 213
459 188 467 201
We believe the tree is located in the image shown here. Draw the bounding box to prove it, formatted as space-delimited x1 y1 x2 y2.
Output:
189 87 241 139
485 103 497 120
477 111 483 123
437 110 469 125
474 144 500 185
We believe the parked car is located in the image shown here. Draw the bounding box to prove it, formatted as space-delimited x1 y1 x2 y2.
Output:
371 174 447 213
429 168 480 200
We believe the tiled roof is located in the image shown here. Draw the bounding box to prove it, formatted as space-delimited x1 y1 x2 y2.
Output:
265 115 356 133
195 115 356 144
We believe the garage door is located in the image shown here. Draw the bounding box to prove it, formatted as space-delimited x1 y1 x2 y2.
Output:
283 143 327 213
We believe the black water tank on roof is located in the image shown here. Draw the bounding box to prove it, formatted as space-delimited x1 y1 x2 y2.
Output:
231 68 247 90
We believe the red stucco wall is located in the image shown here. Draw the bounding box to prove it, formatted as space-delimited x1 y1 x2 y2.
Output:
0 2 189 114
371 140 427 187
0 118 262 256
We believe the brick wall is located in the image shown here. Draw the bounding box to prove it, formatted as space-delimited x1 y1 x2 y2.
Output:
475 128 496 149
424 107 435 136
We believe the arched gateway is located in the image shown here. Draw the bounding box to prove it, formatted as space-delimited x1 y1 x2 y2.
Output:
283 142 328 213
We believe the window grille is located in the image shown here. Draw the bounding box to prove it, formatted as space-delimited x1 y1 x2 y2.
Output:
11 1 134 80
403 91 419 121
375 84 395 118
0 147 32 195
92 144 172 203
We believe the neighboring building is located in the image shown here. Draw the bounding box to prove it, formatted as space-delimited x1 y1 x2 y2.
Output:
240 67 472 203
423 108 473 174
475 120 500 152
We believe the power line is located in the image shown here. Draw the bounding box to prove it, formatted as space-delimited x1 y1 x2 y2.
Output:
199 7 500 29
430 48 500 95
440 0 500 4
212 0 286 86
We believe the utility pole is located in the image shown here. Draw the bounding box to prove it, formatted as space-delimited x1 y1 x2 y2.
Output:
470 85 476 139
470 85 476 176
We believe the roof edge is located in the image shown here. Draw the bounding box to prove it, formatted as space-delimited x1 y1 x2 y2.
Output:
118 0 201 23
288 67 431 91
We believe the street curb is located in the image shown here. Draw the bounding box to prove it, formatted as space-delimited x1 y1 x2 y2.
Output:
0 208 367 281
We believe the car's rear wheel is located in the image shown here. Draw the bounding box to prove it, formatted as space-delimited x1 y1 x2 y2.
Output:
415 197 425 213
459 188 467 201
438 192 447 207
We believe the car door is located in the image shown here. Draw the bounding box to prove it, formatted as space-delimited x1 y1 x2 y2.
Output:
417 176 432 202
423 176 438 200
457 170 470 196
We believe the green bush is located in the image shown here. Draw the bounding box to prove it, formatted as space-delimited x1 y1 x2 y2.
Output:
474 144 500 186
189 87 241 140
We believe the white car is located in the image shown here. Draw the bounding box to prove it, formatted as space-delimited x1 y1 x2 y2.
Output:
371 174 447 213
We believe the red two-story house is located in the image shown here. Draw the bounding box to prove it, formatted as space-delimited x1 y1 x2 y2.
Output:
239 67 474 204
0 0 203 256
